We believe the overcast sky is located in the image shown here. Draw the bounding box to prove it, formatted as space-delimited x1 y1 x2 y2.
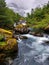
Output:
6 0 49 16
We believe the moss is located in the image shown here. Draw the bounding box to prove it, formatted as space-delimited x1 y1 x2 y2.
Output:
16 24 27 29
0 42 6 46
0 34 4 41
0 28 12 35
0 38 18 52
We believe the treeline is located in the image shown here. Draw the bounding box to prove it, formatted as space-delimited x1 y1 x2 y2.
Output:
25 1 49 29
0 0 21 30
0 0 49 30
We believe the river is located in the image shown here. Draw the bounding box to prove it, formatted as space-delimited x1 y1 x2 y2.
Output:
9 34 49 65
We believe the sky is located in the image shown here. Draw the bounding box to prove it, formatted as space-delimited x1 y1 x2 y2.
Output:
6 0 49 16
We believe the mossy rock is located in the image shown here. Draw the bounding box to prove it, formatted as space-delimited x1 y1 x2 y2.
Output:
0 38 18 52
0 42 6 46
16 24 27 28
0 29 18 61
0 28 13 35
0 38 18 60
14 24 30 34
0 28 13 41
0 34 4 41
4 34 12 41
6 38 18 51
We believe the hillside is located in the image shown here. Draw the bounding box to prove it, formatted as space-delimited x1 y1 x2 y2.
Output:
25 2 49 33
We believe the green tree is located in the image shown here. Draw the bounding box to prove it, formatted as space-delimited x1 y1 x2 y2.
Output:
0 0 6 8
0 0 15 29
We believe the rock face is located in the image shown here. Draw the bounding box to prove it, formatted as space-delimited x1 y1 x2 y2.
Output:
14 24 30 34
29 32 43 37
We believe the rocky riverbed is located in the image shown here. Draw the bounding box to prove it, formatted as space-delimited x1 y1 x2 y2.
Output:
0 26 49 65
1 34 49 65
10 34 49 65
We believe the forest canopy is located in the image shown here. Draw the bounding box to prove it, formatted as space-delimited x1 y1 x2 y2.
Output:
0 0 21 29
25 1 49 30
0 0 49 31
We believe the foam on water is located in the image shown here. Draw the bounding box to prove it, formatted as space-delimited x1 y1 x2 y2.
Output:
12 34 49 65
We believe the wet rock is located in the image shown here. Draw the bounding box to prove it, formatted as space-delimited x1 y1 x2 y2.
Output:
29 32 43 37
44 40 49 44
34 33 43 37
13 35 19 40
14 24 30 34
20 36 28 39
5 57 13 65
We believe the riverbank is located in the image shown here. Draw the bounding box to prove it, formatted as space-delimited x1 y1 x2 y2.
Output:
0 28 18 64
0 26 49 65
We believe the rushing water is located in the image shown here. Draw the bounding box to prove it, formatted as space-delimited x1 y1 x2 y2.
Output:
11 34 49 65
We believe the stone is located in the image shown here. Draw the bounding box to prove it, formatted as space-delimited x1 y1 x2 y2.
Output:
0 29 18 62
4 38 18 53
0 38 18 62
20 36 28 39
44 40 49 44
14 24 30 34
29 32 43 37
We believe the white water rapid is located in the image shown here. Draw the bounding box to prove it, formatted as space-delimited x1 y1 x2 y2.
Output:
11 34 49 65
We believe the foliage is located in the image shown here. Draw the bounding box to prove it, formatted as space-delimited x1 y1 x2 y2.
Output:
0 0 21 30
0 0 6 8
25 1 49 30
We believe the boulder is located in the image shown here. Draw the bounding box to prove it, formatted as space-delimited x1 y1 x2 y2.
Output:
0 38 18 61
0 29 18 63
4 34 12 41
0 39 18 53
29 32 43 37
44 40 49 44
14 24 30 34
12 35 19 40
20 36 28 39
